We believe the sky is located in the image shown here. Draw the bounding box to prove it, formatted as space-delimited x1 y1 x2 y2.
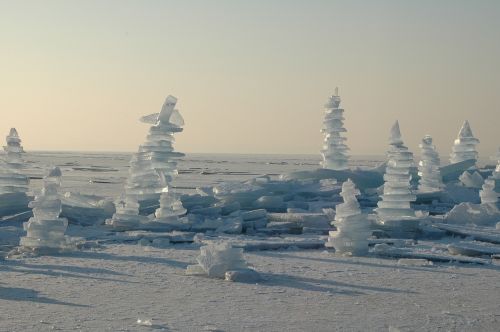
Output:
0 0 499 158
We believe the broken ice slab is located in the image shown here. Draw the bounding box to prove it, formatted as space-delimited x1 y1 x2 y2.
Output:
440 159 476 182
432 223 500 244
447 241 500 257
374 243 490 264
0 192 31 216
280 168 384 190
267 213 330 227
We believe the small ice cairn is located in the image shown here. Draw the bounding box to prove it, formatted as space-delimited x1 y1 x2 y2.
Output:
417 135 444 193
449 120 480 164
479 178 498 204
375 121 416 221
20 167 71 250
326 179 371 255
320 87 349 170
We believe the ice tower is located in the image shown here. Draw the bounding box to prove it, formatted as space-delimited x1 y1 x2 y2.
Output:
320 88 349 170
20 167 74 251
0 128 30 215
417 135 444 193
376 121 416 222
107 96 186 229
479 178 498 204
325 179 371 255
450 120 480 164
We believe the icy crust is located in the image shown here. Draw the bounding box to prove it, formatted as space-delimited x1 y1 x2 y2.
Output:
450 120 480 164
320 89 350 170
417 135 444 193
0 129 29 210
375 121 416 221
326 179 371 255
19 167 78 252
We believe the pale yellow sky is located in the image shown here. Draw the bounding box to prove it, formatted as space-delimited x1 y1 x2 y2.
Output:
0 0 499 158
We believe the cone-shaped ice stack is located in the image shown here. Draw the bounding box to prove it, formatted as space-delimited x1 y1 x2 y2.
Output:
20 167 72 250
320 88 349 170
375 121 416 221
450 120 480 164
325 179 371 255
0 128 30 216
417 135 444 193
480 178 498 204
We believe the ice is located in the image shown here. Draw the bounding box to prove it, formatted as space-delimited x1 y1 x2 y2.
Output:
417 135 444 193
459 171 484 188
449 120 480 164
61 192 115 225
325 179 371 255
186 242 249 279
224 269 262 283
0 128 30 215
320 88 350 170
494 148 500 180
445 202 500 226
108 95 186 230
375 121 416 221
479 178 498 204
19 167 76 251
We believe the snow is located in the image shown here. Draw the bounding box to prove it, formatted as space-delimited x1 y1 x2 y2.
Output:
1 245 499 331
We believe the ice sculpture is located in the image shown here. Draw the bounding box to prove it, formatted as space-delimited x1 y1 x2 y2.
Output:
479 178 498 204
0 128 30 215
320 87 349 170
186 242 249 278
375 121 416 221
19 167 75 251
417 135 444 193
450 120 480 164
325 179 371 255
107 95 186 229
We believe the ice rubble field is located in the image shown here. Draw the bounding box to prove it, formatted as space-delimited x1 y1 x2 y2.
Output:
0 152 499 331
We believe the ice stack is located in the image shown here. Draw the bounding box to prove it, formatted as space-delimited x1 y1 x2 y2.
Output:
19 167 75 252
107 95 186 230
479 178 498 205
320 88 349 170
0 128 30 216
325 179 371 255
493 148 500 191
450 120 480 164
375 121 418 237
417 135 444 193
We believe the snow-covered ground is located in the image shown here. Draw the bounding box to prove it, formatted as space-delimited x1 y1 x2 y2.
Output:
1 244 499 331
1 152 499 331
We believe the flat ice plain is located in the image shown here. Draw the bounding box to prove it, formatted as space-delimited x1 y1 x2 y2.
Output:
1 152 499 332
